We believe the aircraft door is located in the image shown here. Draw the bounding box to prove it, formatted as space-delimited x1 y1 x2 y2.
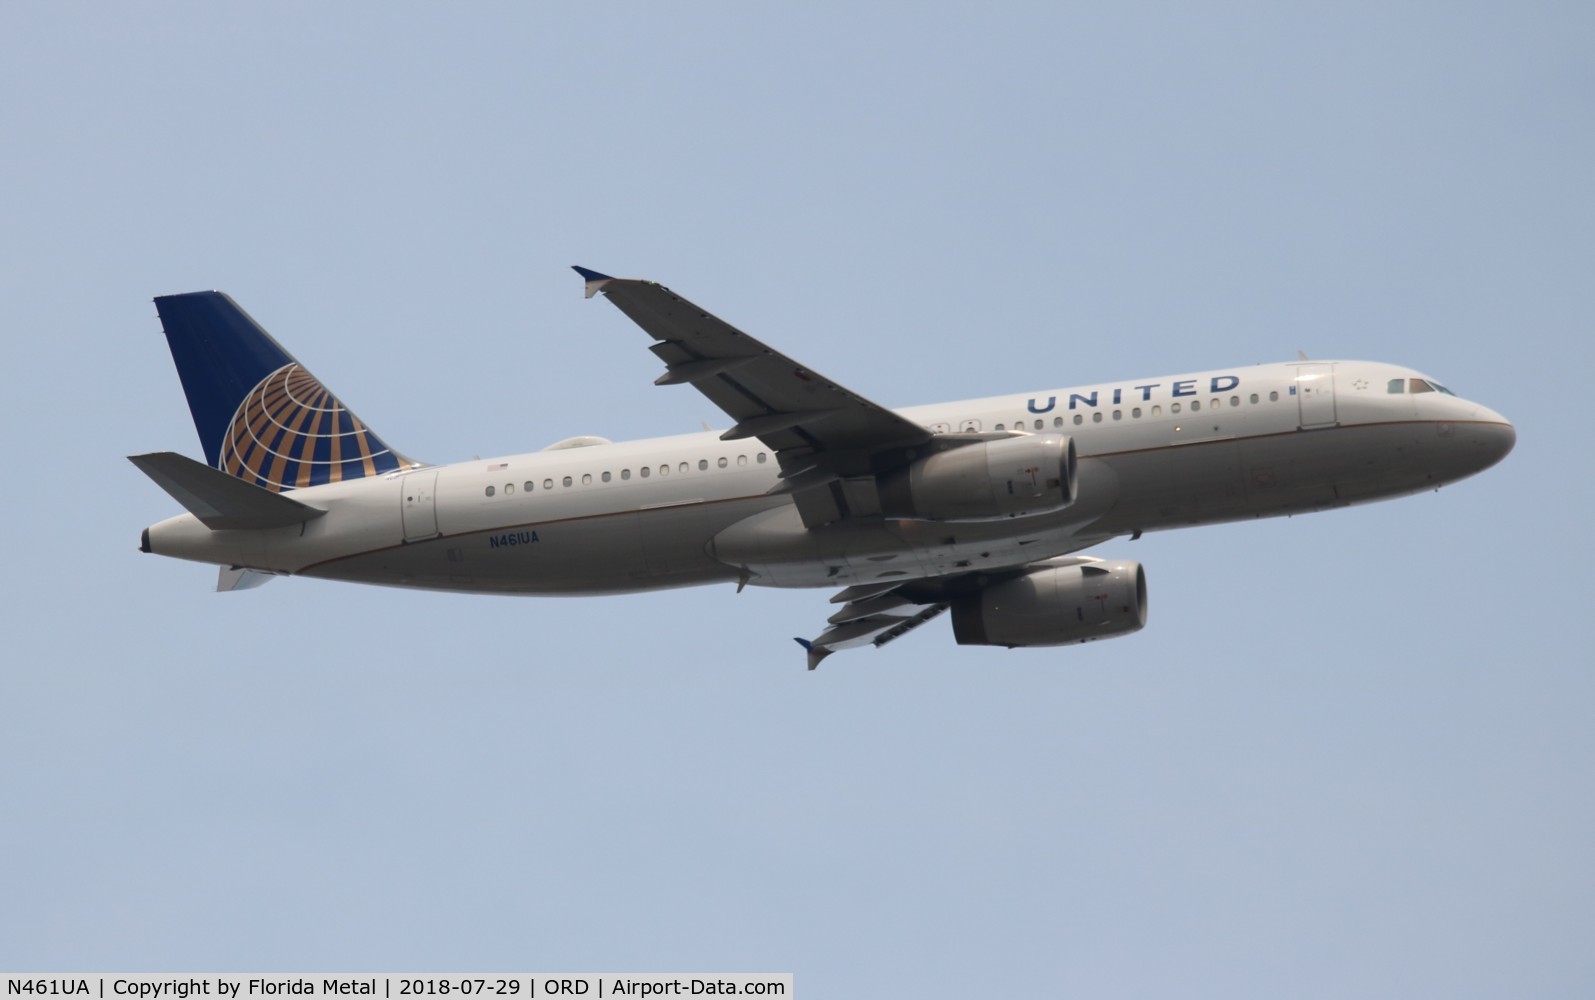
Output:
1295 364 1337 429
401 470 440 542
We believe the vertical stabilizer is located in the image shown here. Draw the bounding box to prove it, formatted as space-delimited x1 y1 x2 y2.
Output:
153 292 411 492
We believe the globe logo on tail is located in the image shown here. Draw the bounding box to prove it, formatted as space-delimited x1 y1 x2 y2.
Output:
219 363 407 492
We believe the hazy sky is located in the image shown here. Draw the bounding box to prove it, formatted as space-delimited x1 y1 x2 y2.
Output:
2 3 1591 996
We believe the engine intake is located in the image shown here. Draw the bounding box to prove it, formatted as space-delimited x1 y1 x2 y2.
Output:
952 560 1147 648
879 434 1076 521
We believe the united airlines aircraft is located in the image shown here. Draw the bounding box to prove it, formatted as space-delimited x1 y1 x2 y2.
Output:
133 268 1515 667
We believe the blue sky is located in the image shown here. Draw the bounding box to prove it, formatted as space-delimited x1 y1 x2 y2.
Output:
2 3 1591 996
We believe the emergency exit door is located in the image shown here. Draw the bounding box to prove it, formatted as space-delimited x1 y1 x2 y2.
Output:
401 471 440 542
1295 364 1337 429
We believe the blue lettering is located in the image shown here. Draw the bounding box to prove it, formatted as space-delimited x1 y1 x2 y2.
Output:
1068 391 1099 410
1027 396 1056 414
489 531 540 549
1111 388 1122 405
1209 375 1239 393
1134 383 1159 401
1172 380 1197 397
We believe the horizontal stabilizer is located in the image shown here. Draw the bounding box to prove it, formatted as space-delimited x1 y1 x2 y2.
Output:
129 452 327 530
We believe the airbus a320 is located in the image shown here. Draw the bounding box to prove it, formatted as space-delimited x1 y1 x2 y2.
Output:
132 268 1515 667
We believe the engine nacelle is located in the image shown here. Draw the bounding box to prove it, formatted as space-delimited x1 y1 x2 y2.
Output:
951 560 1147 648
878 434 1077 521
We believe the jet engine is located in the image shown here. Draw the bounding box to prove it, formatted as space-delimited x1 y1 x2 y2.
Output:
878 434 1077 521
951 560 1147 647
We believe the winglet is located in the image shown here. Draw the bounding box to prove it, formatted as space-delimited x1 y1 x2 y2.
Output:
218 566 276 591
794 636 831 671
572 266 616 299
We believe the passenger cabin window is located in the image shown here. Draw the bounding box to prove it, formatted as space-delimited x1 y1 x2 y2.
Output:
504 483 514 494
544 479 554 490
698 459 708 471
621 469 631 480
640 467 650 478
562 476 573 487
581 473 592 485
524 481 534 492
717 457 728 468
602 471 612 482
485 485 495 497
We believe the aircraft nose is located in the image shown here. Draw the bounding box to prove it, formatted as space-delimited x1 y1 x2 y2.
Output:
1467 407 1516 471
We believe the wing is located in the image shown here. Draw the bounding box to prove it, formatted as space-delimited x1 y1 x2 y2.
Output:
796 556 1109 669
575 268 932 497
796 581 952 670
575 267 1105 668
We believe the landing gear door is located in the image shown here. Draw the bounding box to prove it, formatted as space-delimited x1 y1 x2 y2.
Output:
401 470 440 542
1295 364 1337 429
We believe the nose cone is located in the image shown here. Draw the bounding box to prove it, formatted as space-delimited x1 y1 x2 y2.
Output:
1467 406 1516 472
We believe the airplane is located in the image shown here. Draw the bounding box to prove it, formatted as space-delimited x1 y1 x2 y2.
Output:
132 267 1516 668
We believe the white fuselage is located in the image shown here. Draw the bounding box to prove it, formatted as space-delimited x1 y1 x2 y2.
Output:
143 360 1515 595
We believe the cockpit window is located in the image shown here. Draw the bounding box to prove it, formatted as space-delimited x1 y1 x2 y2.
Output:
1390 377 1454 397
1399 377 1456 396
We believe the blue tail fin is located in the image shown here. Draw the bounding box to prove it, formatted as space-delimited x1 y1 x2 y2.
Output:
154 291 412 492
